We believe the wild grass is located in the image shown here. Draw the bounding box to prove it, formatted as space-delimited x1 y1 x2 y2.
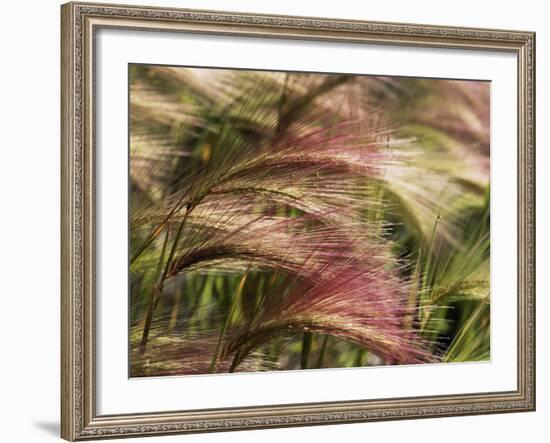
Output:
129 65 490 376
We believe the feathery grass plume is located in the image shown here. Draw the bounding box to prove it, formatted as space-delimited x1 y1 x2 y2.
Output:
130 327 279 376
128 68 397 248
130 116 399 353
129 119 394 265
165 212 369 278
134 204 391 354
337 76 490 248
224 256 437 371
128 67 381 211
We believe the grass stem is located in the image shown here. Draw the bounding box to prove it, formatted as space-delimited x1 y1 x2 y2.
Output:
301 331 313 369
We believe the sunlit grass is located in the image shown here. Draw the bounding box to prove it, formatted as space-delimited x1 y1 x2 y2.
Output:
129 65 490 376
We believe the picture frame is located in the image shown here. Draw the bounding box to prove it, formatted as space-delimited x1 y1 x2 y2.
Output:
61 1 536 440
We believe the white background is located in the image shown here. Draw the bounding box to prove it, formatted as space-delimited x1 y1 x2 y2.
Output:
96 29 517 414
0 0 546 442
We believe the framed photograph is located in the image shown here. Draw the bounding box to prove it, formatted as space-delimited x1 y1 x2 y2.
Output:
61 1 536 440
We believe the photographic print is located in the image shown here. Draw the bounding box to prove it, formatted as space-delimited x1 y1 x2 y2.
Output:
61 6 536 439
129 65 490 377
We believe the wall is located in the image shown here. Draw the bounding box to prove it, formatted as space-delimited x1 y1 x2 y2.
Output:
0 0 546 442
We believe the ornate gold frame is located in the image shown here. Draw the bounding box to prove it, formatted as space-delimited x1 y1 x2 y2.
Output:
61 2 536 440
